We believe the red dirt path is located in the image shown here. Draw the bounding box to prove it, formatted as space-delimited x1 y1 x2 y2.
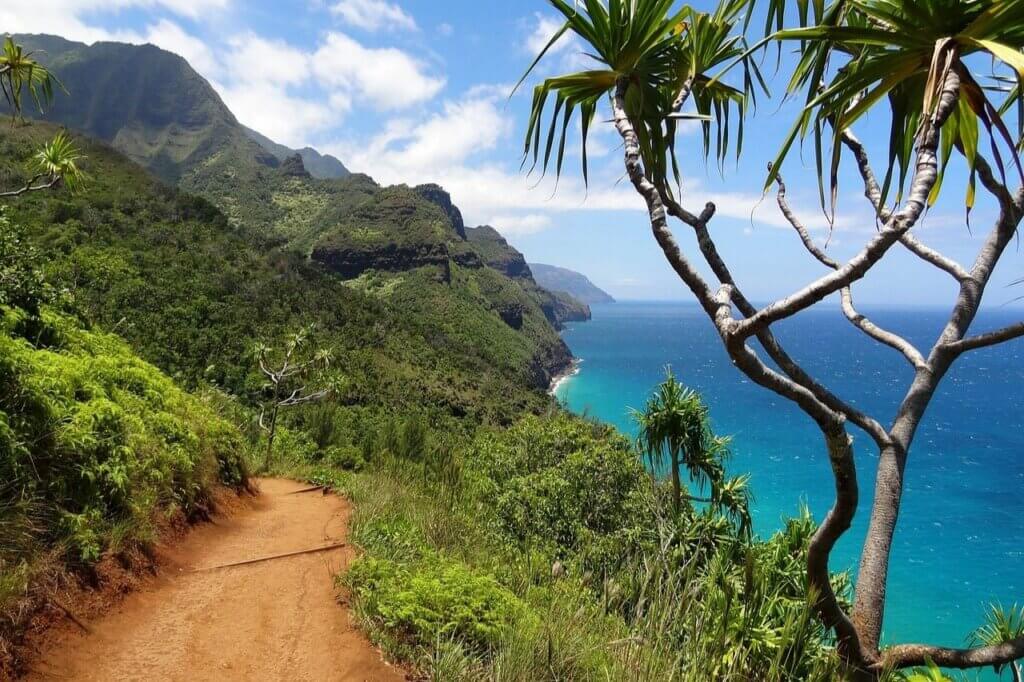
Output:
25 479 404 682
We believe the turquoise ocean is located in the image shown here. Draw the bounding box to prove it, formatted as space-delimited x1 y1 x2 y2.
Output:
555 302 1023 671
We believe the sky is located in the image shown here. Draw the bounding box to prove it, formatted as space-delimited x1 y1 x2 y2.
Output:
3 0 1022 306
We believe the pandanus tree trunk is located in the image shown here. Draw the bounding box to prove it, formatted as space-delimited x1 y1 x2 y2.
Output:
671 450 682 515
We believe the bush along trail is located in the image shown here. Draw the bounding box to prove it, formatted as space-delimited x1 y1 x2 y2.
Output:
24 479 404 682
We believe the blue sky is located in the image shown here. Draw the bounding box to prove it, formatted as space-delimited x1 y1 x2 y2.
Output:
4 0 1022 306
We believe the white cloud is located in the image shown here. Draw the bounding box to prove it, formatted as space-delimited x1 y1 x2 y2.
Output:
522 12 595 72
0 0 229 44
217 80 335 148
142 19 219 75
312 32 444 110
225 33 310 86
489 214 552 236
206 33 350 147
524 13 570 56
437 22 454 38
329 0 417 32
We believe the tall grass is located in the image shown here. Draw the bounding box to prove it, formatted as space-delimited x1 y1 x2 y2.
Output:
328 414 848 681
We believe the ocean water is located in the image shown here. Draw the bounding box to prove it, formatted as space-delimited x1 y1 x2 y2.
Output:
556 302 1024 665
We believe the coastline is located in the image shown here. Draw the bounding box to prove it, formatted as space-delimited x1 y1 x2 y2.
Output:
548 358 581 396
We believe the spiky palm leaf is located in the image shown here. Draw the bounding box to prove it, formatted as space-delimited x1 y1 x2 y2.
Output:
34 132 83 192
0 36 61 119
752 0 1024 218
716 473 754 537
968 603 1024 677
518 0 761 192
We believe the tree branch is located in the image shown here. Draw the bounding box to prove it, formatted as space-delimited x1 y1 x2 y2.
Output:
975 154 1016 210
279 389 329 407
774 173 928 371
659 188 891 447
0 174 59 198
839 129 890 220
671 77 695 114
610 77 723 324
733 69 961 342
840 129 970 283
945 321 1024 354
899 233 971 282
883 637 1024 671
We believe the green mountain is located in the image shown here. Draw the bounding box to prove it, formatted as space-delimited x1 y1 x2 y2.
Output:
243 125 350 180
1 122 567 419
6 35 580 390
11 34 343 181
8 34 278 185
528 263 615 304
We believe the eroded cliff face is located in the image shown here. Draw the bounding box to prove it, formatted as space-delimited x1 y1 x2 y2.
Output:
416 183 468 240
308 184 575 390
464 225 533 280
465 225 591 328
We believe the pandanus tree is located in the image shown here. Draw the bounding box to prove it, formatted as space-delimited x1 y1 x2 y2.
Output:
633 370 752 536
521 0 1024 678
1 35 83 197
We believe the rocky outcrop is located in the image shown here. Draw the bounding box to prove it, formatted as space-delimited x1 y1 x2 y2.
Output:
464 226 532 279
415 184 467 239
538 289 591 326
279 153 311 178
526 337 575 390
312 241 450 280
496 303 525 330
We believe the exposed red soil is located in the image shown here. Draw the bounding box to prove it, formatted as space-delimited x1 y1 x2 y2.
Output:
20 479 404 682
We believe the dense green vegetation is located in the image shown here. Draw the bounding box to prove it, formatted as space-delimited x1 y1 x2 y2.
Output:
323 413 848 680
0 122 565 422
0 26 982 681
0 204 248 668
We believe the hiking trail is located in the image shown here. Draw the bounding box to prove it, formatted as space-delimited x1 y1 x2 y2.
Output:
26 478 403 682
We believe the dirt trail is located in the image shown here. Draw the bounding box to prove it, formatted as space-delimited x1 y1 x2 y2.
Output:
25 479 404 682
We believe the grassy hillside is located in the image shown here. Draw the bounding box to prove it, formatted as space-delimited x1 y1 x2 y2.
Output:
0 122 562 421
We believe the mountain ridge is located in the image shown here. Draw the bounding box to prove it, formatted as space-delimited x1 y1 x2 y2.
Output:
529 263 615 305
6 33 591 372
242 125 350 180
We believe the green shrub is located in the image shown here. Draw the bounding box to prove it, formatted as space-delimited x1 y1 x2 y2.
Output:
0 305 248 564
325 444 364 471
466 414 650 568
345 557 528 653
0 207 54 314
